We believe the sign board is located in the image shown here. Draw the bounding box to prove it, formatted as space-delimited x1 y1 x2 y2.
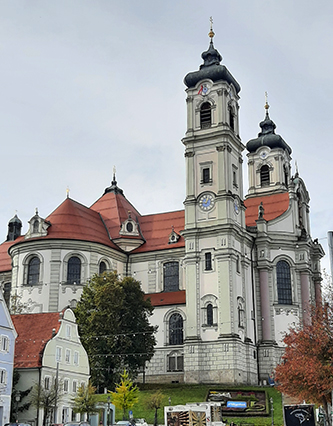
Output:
226 401 247 409
283 405 316 426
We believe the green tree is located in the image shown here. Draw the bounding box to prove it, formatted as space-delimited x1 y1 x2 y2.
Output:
275 303 333 425
10 369 32 421
71 381 98 421
75 272 157 389
146 390 164 426
30 381 63 426
109 370 139 420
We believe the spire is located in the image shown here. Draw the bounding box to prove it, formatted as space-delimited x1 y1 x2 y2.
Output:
104 166 124 195
200 17 222 69
7 212 22 241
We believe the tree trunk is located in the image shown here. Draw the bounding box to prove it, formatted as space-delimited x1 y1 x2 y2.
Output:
154 408 158 426
323 397 331 426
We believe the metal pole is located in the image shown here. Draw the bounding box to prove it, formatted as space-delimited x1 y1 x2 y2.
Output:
54 361 59 424
107 396 110 426
270 397 274 426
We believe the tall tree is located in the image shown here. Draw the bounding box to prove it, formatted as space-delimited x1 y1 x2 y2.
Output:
75 272 157 389
71 381 98 421
109 370 139 420
275 303 333 425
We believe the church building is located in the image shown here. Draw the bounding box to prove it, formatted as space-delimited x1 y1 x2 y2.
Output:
0 28 324 385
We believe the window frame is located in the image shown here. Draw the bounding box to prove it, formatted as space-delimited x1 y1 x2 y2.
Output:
67 256 81 285
167 351 184 372
168 312 184 345
27 256 41 285
260 164 270 187
276 260 293 305
200 102 212 129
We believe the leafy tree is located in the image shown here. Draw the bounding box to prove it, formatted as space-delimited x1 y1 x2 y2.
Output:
75 272 157 389
275 303 333 425
10 369 32 421
30 381 63 426
71 381 98 421
146 390 164 426
109 369 139 420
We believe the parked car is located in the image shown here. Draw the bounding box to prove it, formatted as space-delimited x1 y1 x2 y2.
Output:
116 422 130 426
64 422 90 426
134 419 147 426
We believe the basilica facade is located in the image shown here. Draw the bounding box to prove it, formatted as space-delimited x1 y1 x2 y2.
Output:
0 32 324 385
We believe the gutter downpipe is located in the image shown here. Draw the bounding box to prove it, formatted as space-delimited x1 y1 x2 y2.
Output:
250 236 260 384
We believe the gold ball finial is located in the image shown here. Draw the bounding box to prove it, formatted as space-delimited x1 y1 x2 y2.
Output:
209 16 215 40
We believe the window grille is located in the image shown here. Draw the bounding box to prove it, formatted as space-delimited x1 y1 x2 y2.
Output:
277 260 292 304
205 253 212 271
169 313 183 345
260 165 270 186
164 262 179 292
167 353 184 372
200 103 211 128
28 256 40 285
67 256 81 284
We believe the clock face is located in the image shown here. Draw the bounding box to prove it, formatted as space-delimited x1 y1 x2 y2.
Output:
260 150 268 159
234 199 240 215
198 192 215 211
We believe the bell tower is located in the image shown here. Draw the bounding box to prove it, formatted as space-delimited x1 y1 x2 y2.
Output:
181 24 257 384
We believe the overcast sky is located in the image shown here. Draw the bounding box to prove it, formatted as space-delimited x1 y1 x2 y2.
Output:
0 1 332 270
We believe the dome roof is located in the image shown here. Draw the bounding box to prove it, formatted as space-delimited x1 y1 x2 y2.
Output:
184 40 241 93
246 108 292 154
8 214 22 225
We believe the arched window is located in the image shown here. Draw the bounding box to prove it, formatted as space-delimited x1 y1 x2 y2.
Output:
238 299 245 328
284 165 288 186
260 165 270 186
277 260 292 305
169 313 183 345
99 261 107 274
67 256 81 284
28 256 40 285
207 303 213 326
164 262 179 292
33 220 39 233
200 102 211 129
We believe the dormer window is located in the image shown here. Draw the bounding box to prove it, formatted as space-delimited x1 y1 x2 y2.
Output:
119 213 140 237
126 222 133 233
33 220 39 233
25 209 50 239
200 102 211 129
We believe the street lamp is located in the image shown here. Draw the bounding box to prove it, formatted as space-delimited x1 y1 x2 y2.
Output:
107 396 110 426
270 397 274 426
15 390 20 422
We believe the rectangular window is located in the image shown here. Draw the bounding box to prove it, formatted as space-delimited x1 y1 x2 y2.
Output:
0 369 6 384
44 376 50 390
205 253 212 271
202 168 210 183
65 349 71 364
74 351 79 366
168 354 184 372
1 336 9 352
66 325 71 339
163 262 179 292
64 379 69 393
56 347 62 362
73 381 77 393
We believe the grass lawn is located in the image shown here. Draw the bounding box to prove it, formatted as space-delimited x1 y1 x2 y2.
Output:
97 384 283 426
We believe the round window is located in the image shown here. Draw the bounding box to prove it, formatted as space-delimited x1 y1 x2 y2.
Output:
126 222 133 233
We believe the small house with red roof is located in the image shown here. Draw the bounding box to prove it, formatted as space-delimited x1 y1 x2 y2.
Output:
0 31 325 386
11 308 89 426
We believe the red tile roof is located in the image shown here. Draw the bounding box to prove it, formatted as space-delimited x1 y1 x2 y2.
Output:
90 191 142 240
145 290 186 306
244 192 290 226
0 241 16 272
12 312 61 368
134 210 185 253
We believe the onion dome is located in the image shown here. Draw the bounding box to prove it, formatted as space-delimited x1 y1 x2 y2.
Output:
104 168 124 195
7 213 22 241
184 30 240 93
246 103 292 154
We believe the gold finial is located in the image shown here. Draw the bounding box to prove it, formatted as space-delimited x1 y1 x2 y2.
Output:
66 186 70 198
264 91 269 111
208 16 215 40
